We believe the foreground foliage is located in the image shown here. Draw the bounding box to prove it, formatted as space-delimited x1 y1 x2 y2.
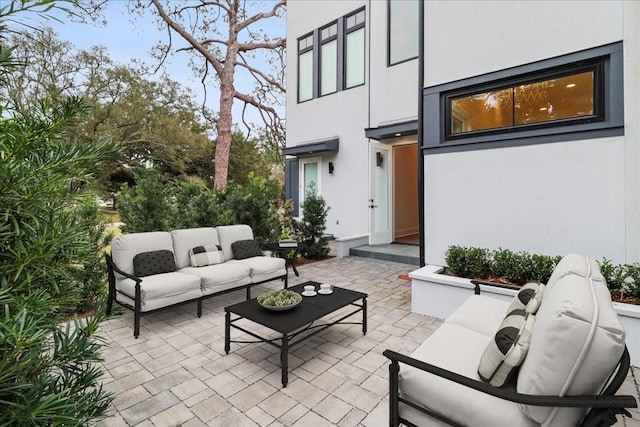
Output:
0 95 117 423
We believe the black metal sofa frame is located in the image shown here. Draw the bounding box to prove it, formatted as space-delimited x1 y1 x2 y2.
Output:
105 253 288 338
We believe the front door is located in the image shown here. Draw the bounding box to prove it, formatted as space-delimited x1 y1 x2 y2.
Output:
369 143 392 244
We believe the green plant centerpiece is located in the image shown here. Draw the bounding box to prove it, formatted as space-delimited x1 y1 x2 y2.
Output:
257 290 302 311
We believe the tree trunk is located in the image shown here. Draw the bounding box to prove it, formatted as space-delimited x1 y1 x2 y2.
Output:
213 1 239 191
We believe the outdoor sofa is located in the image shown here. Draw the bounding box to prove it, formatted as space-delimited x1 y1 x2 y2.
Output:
105 224 287 338
384 254 638 426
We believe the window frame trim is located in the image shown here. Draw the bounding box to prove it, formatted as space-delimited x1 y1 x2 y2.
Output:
343 7 366 90
297 31 315 103
422 42 624 154
319 21 339 97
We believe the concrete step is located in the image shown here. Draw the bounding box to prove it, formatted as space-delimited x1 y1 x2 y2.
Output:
349 243 420 266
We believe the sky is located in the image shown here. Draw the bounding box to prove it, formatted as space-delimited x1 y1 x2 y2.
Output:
21 0 286 129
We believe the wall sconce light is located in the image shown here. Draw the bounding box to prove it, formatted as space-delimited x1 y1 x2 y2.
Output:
328 162 334 174
376 152 383 167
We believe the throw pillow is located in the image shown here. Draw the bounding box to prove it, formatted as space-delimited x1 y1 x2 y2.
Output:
231 239 263 260
133 250 176 277
478 309 535 387
189 244 225 267
507 282 545 314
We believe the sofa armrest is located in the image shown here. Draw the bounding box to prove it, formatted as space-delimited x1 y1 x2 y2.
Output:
105 253 142 284
383 348 636 427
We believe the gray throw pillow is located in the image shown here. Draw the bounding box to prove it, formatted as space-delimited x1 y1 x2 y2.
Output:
189 244 225 267
231 239 263 260
133 250 176 277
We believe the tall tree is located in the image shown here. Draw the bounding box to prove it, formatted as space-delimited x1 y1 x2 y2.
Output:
143 0 286 190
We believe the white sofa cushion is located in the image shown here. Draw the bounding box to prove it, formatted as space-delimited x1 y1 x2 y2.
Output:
517 255 626 426
111 232 174 277
216 224 254 261
171 227 220 269
478 310 535 387
228 257 286 283
445 295 510 337
180 263 251 294
399 323 537 427
118 271 202 302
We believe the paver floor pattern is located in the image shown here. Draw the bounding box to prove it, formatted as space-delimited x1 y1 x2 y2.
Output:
97 257 640 427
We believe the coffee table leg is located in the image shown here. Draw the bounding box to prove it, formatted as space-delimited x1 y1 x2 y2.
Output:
224 311 231 354
281 334 289 387
362 297 368 335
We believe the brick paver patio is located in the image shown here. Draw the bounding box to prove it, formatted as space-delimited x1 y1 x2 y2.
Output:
97 257 640 426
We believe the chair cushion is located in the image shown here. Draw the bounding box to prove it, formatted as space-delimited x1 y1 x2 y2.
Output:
399 323 537 427
170 227 220 269
517 255 625 427
189 245 225 267
133 250 177 277
507 282 545 314
478 309 535 387
180 263 251 293
232 239 263 260
445 295 510 337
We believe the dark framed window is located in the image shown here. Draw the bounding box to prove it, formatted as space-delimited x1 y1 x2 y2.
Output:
320 22 338 96
387 0 418 66
344 8 365 89
298 34 314 103
423 42 623 153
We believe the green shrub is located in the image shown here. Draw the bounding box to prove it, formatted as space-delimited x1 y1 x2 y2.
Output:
445 246 489 279
625 264 640 300
0 97 116 423
528 254 562 283
171 181 230 229
490 248 529 284
118 168 173 232
297 185 330 259
599 258 626 295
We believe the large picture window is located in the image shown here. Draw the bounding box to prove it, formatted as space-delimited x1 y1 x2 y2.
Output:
388 0 418 66
449 68 598 136
422 42 623 152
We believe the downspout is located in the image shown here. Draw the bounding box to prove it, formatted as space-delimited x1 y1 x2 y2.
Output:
417 0 426 267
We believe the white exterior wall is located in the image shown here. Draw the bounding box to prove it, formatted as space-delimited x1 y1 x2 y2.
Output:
422 1 640 265
286 0 420 239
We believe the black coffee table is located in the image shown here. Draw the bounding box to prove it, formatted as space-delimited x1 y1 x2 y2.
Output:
224 281 367 387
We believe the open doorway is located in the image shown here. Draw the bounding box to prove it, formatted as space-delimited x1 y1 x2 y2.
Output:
393 144 419 245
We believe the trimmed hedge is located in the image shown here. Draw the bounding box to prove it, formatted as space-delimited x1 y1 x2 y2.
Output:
445 246 639 302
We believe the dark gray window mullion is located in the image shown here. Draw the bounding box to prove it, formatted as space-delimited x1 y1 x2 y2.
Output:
312 29 320 99
285 159 300 217
337 17 345 91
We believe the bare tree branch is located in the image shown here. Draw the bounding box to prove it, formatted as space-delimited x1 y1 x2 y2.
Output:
236 0 285 32
237 38 285 52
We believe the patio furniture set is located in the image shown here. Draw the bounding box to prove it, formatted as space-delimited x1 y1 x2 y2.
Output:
106 229 637 426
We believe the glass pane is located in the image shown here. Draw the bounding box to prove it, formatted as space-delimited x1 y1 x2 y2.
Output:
346 28 365 88
298 50 313 102
303 162 318 197
321 40 337 95
451 88 514 134
374 150 388 233
389 0 418 64
514 71 594 125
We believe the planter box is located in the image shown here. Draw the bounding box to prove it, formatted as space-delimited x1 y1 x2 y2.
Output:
410 265 640 367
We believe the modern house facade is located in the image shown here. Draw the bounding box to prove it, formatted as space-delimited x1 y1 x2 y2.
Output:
285 0 640 267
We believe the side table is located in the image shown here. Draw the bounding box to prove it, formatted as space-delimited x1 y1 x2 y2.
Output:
265 242 307 277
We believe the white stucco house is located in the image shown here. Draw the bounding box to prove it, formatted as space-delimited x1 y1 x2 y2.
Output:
284 0 640 268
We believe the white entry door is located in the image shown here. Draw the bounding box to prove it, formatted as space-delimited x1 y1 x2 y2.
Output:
369 143 392 245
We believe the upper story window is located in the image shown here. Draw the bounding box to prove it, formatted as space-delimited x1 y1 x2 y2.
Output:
422 42 623 152
388 0 418 66
320 23 338 96
298 34 314 102
296 8 366 103
344 9 365 88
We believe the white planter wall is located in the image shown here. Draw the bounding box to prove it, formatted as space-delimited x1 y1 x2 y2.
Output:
410 265 640 366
